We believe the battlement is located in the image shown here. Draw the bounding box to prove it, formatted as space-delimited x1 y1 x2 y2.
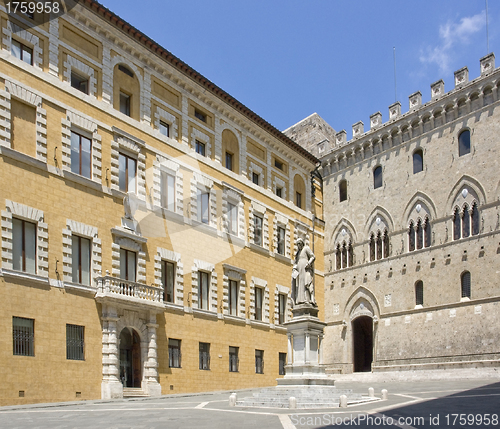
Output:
323 53 498 162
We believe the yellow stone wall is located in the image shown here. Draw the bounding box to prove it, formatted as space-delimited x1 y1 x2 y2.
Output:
0 4 324 405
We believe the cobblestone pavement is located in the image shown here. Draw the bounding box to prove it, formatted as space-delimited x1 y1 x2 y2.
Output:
1 377 499 428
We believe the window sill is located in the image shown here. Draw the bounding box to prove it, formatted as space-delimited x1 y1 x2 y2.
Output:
192 308 218 320
190 220 218 237
249 243 270 256
223 233 246 249
224 314 246 326
249 319 270 330
164 302 185 314
275 253 291 264
64 281 96 294
0 145 48 172
0 268 49 285
63 170 103 192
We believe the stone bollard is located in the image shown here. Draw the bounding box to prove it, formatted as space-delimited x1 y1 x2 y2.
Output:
339 395 348 408
229 393 237 407
289 397 297 409
381 389 388 400
368 387 375 397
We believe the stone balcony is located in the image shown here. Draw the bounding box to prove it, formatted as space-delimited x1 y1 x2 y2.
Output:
95 275 165 310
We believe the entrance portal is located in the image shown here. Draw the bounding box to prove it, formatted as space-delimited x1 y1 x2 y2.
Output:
352 316 373 372
119 328 141 387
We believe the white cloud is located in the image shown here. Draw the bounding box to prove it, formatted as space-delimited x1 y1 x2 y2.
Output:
420 12 485 73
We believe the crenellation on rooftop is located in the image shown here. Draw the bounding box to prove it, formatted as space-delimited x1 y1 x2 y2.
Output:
321 53 500 167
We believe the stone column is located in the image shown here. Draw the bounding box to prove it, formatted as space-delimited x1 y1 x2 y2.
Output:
145 311 161 396
287 333 293 365
101 304 123 399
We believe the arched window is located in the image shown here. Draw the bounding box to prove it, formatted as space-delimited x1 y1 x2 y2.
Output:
416 219 423 250
339 180 347 202
408 222 415 251
458 129 470 157
341 243 347 268
471 203 480 235
383 230 390 258
376 231 382 260
415 281 424 306
462 205 470 238
413 149 423 174
373 166 383 189
369 234 375 262
336 241 353 270
461 271 471 299
453 208 461 240
424 218 432 248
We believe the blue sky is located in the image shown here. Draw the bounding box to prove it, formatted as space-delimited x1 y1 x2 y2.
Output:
100 0 499 137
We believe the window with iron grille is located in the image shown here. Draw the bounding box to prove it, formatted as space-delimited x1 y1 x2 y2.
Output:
13 317 34 356
66 324 85 360
199 342 210 370
461 271 471 299
162 260 175 303
279 352 287 375
415 281 424 306
229 346 239 372
255 349 264 374
169 339 182 368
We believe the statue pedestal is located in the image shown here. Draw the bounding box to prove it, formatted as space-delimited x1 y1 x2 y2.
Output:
277 304 334 386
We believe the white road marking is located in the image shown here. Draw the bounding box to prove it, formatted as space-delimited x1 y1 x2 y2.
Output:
279 414 297 429
195 402 209 409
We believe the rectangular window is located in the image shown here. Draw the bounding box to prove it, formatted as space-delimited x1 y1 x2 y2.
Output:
66 324 85 361
225 152 233 171
252 172 259 185
168 339 181 368
159 121 170 137
276 187 282 198
71 72 89 94
295 192 302 209
119 92 131 116
254 215 263 246
274 159 283 170
255 287 263 321
13 316 34 356
279 352 286 375
162 260 175 303
119 153 137 193
13 218 36 274
255 349 264 374
195 140 206 156
227 202 238 235
194 109 207 123
278 293 286 324
72 235 91 286
199 342 210 370
197 189 210 224
161 171 175 211
229 279 238 316
229 346 239 372
119 248 136 282
71 131 92 178
199 271 209 310
277 226 285 255
11 40 32 65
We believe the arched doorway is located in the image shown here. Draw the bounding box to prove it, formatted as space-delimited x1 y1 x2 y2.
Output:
352 316 373 372
119 328 141 387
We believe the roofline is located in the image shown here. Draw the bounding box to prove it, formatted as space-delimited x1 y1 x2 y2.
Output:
81 0 319 165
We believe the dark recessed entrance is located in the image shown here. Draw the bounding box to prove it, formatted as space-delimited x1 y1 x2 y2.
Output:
119 328 141 387
352 316 373 372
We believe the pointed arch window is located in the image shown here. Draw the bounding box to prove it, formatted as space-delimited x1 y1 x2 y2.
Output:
454 203 479 240
336 240 353 269
424 219 432 248
462 205 470 238
373 166 383 189
416 219 423 250
453 208 461 240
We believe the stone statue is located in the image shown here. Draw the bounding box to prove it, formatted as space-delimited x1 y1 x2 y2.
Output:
292 238 317 307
